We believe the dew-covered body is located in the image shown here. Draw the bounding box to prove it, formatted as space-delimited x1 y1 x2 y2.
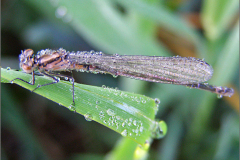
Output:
13 48 234 101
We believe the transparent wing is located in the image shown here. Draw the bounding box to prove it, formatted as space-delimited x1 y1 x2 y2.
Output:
82 54 214 84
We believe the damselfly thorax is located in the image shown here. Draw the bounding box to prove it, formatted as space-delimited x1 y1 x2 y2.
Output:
20 48 86 73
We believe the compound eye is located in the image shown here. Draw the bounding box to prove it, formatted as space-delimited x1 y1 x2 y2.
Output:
23 49 34 57
21 64 34 73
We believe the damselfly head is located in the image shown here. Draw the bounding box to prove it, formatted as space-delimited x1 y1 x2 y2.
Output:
19 49 35 73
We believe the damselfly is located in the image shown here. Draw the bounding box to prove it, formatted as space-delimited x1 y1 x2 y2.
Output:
11 48 234 105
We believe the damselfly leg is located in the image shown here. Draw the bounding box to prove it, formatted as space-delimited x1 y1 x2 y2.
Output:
11 71 36 86
41 72 75 106
11 70 75 106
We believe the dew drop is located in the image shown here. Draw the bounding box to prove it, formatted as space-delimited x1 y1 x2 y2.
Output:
99 111 104 117
121 129 128 137
135 129 139 134
154 98 160 104
84 113 93 121
6 67 11 70
151 120 167 139
133 120 137 126
112 75 118 78
102 85 106 88
68 104 76 112
142 100 146 104
107 109 115 116
55 6 67 18
217 94 223 99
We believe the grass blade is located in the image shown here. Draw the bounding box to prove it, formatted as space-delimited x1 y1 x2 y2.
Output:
1 68 166 145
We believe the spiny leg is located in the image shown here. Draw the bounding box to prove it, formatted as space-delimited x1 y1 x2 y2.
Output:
11 71 36 85
31 71 60 92
45 72 75 107
12 70 76 109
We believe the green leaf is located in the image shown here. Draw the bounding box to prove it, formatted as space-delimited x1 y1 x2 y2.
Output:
25 0 170 56
106 138 139 160
210 22 239 85
106 137 149 160
1 68 166 145
114 0 206 56
202 0 239 41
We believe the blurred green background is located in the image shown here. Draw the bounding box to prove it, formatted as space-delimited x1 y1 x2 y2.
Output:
1 0 239 160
